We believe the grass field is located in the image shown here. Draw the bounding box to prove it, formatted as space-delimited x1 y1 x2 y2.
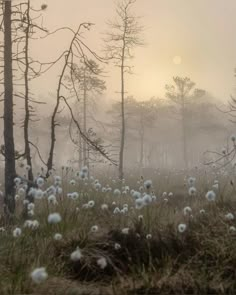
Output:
0 166 236 294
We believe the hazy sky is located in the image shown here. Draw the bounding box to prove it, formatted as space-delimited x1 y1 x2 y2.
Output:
32 0 236 102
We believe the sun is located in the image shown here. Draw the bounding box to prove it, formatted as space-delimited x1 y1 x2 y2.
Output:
173 56 182 65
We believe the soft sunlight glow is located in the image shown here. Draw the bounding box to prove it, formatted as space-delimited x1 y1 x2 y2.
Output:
173 56 182 65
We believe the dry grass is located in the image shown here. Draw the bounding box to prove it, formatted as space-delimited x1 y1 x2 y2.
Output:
0 168 236 294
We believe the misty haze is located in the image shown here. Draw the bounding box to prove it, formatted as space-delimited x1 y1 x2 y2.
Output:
0 0 236 294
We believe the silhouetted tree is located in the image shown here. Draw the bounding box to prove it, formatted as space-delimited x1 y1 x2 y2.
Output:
125 97 159 172
165 77 205 169
69 60 106 169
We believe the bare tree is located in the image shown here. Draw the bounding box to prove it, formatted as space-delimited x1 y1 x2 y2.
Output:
69 60 106 169
105 0 143 180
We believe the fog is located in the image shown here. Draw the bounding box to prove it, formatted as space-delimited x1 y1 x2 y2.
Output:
1 0 236 177
33 0 236 101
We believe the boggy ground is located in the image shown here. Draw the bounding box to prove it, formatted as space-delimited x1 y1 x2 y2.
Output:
0 166 236 294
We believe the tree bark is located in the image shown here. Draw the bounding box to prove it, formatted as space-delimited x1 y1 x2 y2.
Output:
3 0 16 214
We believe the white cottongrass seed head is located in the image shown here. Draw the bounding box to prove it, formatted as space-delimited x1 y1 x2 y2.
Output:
183 206 192 216
122 228 129 235
97 257 107 269
178 223 187 233
54 233 63 241
13 227 22 237
47 213 62 224
70 247 83 261
30 267 48 284
205 190 216 201
90 225 98 233
225 213 234 221
114 243 121 250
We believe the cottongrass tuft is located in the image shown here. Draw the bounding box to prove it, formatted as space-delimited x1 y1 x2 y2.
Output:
113 207 120 214
28 209 34 217
27 203 35 211
133 191 141 199
138 215 144 221
30 267 48 284
188 187 197 196
47 213 62 224
48 194 58 205
90 225 99 233
101 204 108 210
225 213 234 221
205 190 216 201
35 189 44 199
122 228 129 235
113 189 121 196
114 243 121 250
144 180 152 190
36 177 45 188
70 247 83 261
178 223 187 233
97 257 107 269
13 227 22 237
231 135 236 142
135 198 144 210
229 226 236 233
200 209 206 214
143 194 152 205
18 187 25 196
183 206 192 216
188 177 196 187
54 233 63 241
88 200 95 208
70 179 76 186
71 192 79 200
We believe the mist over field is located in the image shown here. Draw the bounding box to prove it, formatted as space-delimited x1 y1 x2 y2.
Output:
1 1 236 294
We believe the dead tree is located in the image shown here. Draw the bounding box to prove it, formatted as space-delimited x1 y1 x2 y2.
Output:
45 24 116 176
17 0 48 182
67 60 106 169
104 0 143 180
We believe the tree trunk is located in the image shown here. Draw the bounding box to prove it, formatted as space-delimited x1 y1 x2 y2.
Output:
78 131 83 170
83 72 87 167
3 0 16 214
24 0 34 182
139 128 144 175
182 102 188 169
119 48 125 180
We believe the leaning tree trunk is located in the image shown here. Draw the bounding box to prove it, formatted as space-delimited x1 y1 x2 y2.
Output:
3 0 16 214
